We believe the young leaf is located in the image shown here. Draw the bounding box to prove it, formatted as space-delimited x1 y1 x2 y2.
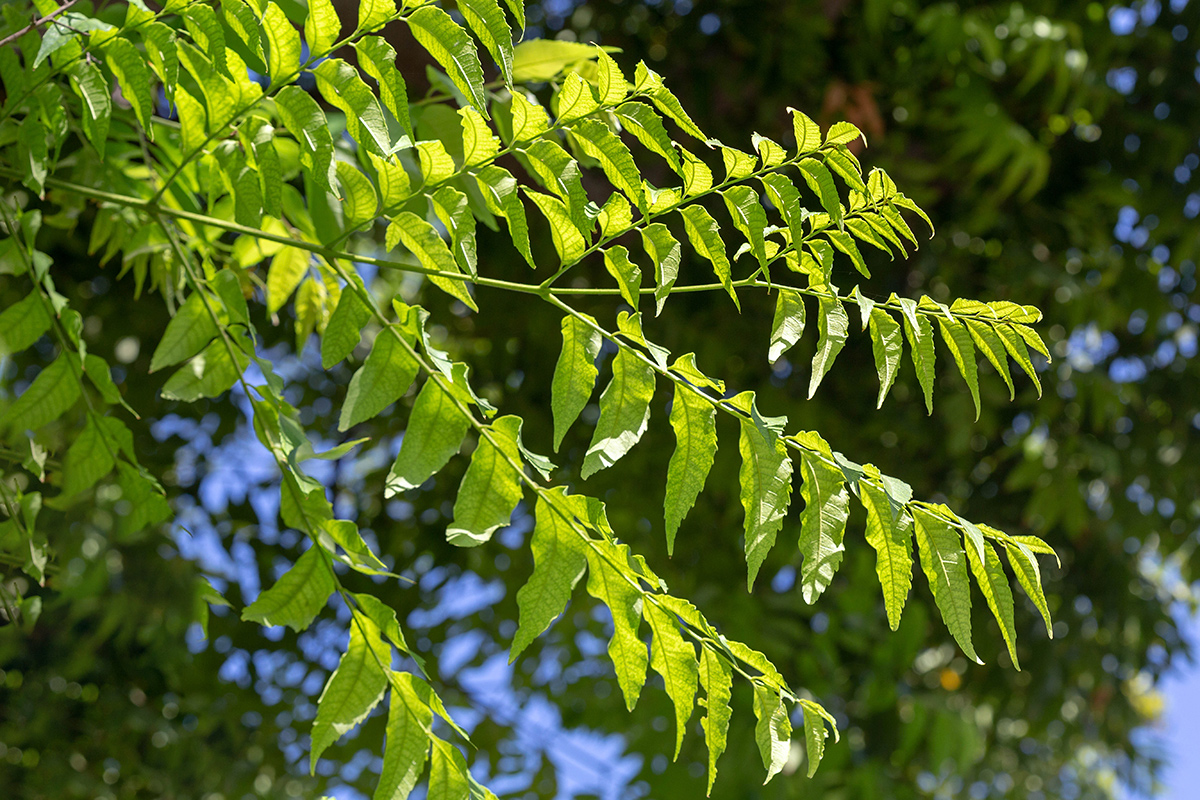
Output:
241 546 335 632
386 212 476 310
644 600 699 759
447 416 524 547
385 379 470 496
407 6 488 116
937 317 981 420
679 147 713 196
430 185 476 276
356 0 396 32
634 62 706 140
458 106 500 167
868 307 902 408
310 614 390 771
275 86 336 193
337 161 381 233
664 384 717 555
825 120 866 147
679 205 738 309
995 323 1042 397
789 107 822 153
511 490 589 659
521 139 589 233
510 91 551 141
737 397 793 589
640 223 682 315
794 433 850 604
965 536 1021 669
769 288 805 364
551 314 602 450
581 348 655 479
797 159 842 223
556 71 600 122
913 507 981 664
964 319 1015 400
313 59 392 156
758 173 805 247
808 295 848 399
752 686 791 784
338 331 420 432
1001 538 1054 638
699 648 732 795
584 548 648 711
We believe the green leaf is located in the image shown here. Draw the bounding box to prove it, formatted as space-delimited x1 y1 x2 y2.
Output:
304 0 340 58
901 303 936 414
789 107 822 153
644 600 698 759
407 6 488 116
664 384 717 555
428 738 469 800
356 36 413 141
826 148 866 193
797 158 842 223
768 288 805 364
801 700 829 778
263 2 301 87
966 535 1020 669
375 674 433 800
552 314 602 451
963 318 1015 400
808 294 848 399
339 331 420 432
759 173 805 247
718 143 757 181
386 378 469 495
241 545 335 632
794 433 850 604
556 71 600 122
140 21 179 94
699 648 732 795
149 292 219 373
510 489 588 659
937 317 981 420
430 185 476 276
313 59 392 156
736 396 793 589
512 39 598 82
868 307 902 408
602 246 642 310
1001 538 1053 638
752 686 791 784
679 205 738 310
386 212 476 310
357 0 396 33
82 354 125 406
275 86 336 193
183 4 229 75
581 348 655 478
310 614 390 770
266 246 311 316
337 161 380 232
640 223 682 315
584 548 648 711
67 61 111 159
998 322 1042 397
458 0 514 84
447 416 524 547
509 91 550 141
571 118 647 211
521 139 589 233
160 336 251 402
475 165 534 267
458 106 500 167
102 37 154 133
614 102 680 170
913 507 980 663
722 185 768 269
635 62 705 139
825 120 865 147
321 281 372 369
0 291 52 356
679 146 713 196
525 190 588 267
60 414 121 499
861 470 913 630
753 133 787 168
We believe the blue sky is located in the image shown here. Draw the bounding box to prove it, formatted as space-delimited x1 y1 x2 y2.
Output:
1160 613 1200 798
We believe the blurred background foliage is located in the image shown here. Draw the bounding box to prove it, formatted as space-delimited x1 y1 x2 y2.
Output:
2 1 1198 799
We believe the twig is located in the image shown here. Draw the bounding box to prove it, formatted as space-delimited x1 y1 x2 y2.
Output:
0 0 81 49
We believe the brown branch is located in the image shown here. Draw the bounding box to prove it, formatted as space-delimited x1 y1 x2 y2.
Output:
0 0 82 50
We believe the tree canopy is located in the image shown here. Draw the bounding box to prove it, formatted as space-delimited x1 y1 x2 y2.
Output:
0 1 1196 799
